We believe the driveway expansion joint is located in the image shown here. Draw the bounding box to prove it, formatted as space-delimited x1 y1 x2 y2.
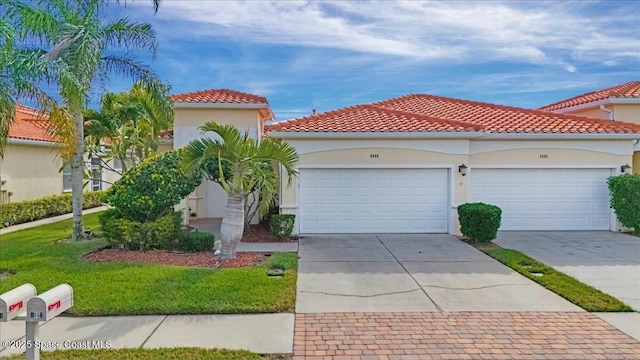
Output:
299 289 422 298
421 283 533 291
374 234 442 311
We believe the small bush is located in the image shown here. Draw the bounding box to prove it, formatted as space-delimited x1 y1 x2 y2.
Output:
177 231 216 252
608 174 640 235
458 203 502 243
0 191 104 226
103 150 202 222
100 209 182 251
269 214 295 239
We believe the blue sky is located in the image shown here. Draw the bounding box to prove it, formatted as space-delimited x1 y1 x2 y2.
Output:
108 0 639 120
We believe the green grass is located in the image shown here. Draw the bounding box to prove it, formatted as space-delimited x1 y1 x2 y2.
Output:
5 348 291 360
0 213 297 316
483 248 633 312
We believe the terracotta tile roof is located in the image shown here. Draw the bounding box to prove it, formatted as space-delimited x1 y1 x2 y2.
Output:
267 105 484 133
539 81 640 111
8 104 55 143
266 94 640 135
171 89 268 104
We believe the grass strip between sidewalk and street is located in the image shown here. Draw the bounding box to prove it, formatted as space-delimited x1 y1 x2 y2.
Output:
0 212 297 316
5 348 291 360
483 248 633 312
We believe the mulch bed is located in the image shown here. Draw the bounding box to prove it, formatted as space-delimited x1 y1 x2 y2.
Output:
241 222 297 243
84 249 269 268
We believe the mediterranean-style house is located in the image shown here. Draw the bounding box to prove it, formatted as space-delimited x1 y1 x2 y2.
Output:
3 84 640 238
0 105 64 203
538 81 640 173
265 92 640 235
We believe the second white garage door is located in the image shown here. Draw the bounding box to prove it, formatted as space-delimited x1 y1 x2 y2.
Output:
299 168 449 233
470 168 612 230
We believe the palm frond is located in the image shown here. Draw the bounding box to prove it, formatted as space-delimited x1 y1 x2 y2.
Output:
103 18 157 56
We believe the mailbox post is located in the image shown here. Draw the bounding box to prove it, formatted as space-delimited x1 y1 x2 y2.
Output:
25 284 73 360
0 284 36 322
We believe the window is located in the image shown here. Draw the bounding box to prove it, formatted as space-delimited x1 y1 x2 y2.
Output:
62 165 72 192
90 157 102 191
113 158 123 171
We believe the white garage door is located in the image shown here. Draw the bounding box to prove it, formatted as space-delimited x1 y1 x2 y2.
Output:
299 168 449 233
470 168 611 230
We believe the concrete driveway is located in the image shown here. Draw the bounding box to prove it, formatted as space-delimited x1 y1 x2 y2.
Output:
495 231 640 310
296 234 582 313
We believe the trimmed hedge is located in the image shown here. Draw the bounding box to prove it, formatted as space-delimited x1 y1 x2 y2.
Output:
0 191 105 226
608 174 640 235
177 231 216 252
100 209 182 251
270 214 295 239
458 202 502 243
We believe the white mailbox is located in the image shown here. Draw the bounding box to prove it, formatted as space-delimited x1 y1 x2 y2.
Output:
0 284 37 322
26 284 73 322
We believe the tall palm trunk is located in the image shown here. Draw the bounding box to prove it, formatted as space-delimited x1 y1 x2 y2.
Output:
219 192 245 259
71 110 84 241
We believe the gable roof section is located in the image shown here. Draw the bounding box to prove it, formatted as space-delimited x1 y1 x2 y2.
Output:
171 88 274 122
539 81 640 111
171 88 268 104
267 93 640 135
8 104 55 143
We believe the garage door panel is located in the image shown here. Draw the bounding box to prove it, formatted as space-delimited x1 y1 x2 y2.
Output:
470 168 610 231
300 168 449 233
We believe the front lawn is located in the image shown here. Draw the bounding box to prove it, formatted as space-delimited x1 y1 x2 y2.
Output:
483 248 633 312
0 213 297 316
5 348 290 360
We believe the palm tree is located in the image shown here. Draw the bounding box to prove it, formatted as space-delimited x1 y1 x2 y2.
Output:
182 122 299 259
85 82 173 175
4 0 168 241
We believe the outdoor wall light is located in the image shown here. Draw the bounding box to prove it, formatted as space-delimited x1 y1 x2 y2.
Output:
458 164 468 176
621 164 631 173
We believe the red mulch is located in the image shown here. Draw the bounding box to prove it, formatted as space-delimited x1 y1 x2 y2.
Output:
241 222 297 243
83 249 268 268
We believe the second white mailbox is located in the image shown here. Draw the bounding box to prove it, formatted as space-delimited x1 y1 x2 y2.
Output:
27 284 73 322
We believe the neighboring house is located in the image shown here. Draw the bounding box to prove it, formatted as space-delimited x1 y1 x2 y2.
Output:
539 81 640 173
265 94 640 235
170 89 274 225
0 105 127 203
0 105 63 203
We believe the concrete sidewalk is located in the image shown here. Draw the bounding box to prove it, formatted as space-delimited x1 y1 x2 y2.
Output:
0 314 294 357
0 206 108 235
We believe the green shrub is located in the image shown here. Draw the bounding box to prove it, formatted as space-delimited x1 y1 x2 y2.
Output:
458 202 502 243
269 214 295 239
99 209 182 251
0 191 104 226
608 174 640 235
103 150 202 222
177 231 216 252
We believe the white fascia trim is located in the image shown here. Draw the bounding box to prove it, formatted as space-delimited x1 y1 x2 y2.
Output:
609 97 640 105
481 133 640 140
173 102 269 110
298 164 453 169
268 131 485 139
469 165 618 169
7 138 60 147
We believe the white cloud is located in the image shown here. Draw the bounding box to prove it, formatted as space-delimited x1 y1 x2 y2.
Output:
146 0 639 70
